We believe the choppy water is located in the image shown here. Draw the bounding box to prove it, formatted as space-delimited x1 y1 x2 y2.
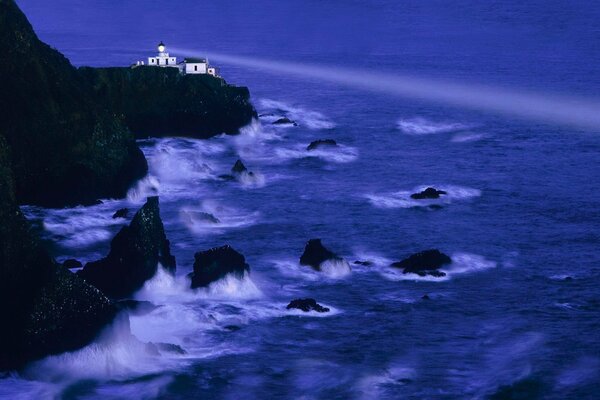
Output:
4 1 600 399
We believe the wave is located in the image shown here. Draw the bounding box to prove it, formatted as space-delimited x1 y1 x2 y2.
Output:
259 99 335 130
179 200 260 234
272 258 352 282
450 132 488 143
397 117 473 135
365 184 481 209
274 143 359 164
379 252 496 282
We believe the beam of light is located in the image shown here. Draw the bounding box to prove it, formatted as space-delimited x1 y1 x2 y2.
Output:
172 47 600 131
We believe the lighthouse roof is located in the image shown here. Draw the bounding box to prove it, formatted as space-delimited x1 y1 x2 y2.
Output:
184 57 207 63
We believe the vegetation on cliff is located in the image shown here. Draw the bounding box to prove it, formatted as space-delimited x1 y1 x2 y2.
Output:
79 66 256 139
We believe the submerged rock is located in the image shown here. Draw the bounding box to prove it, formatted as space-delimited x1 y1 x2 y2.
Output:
112 208 129 219
391 249 451 278
410 187 447 200
62 259 83 269
145 342 187 355
190 245 250 288
273 117 298 126
182 211 220 224
307 139 337 151
354 260 373 266
78 196 176 298
300 239 344 271
287 298 330 313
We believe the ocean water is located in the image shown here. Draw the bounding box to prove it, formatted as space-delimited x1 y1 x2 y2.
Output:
4 1 600 399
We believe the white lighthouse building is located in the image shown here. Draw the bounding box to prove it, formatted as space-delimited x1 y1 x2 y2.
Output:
134 42 218 77
148 41 177 67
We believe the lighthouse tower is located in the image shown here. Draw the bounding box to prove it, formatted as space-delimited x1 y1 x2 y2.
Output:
147 42 177 67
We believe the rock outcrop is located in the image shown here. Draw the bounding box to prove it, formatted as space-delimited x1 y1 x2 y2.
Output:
0 138 117 370
307 139 337 151
410 187 447 200
287 298 330 313
190 245 249 288
391 249 451 277
112 208 129 219
299 239 344 271
273 117 297 126
79 197 176 298
0 0 147 207
78 66 257 140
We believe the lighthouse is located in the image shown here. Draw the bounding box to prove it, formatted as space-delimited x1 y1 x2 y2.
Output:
147 42 177 67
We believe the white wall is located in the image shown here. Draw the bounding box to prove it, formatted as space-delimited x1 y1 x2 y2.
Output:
185 63 207 74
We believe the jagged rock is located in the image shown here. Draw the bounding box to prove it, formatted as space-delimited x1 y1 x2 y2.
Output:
300 239 343 271
112 208 129 219
232 159 248 174
287 298 330 313
354 260 373 266
273 117 297 126
190 245 249 288
78 197 176 298
155 342 187 355
410 187 447 200
62 259 83 269
0 138 118 370
307 139 337 151
224 325 241 331
115 299 159 316
391 249 451 277
422 294 431 300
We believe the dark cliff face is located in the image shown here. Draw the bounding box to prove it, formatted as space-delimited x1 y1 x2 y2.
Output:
0 0 147 207
0 138 117 370
79 66 257 139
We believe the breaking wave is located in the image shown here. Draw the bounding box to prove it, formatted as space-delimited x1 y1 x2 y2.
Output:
397 117 473 135
179 200 260 234
366 184 481 209
259 99 336 130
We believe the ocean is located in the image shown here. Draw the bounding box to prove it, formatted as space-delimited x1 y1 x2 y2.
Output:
3 0 600 398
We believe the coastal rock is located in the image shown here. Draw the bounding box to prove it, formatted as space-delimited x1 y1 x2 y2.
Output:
78 66 257 140
190 245 250 288
0 137 117 370
391 249 451 277
410 187 447 200
112 208 129 219
307 139 337 151
146 342 187 355
287 298 330 313
232 159 248 174
115 299 159 316
62 259 83 269
0 0 147 207
354 260 373 266
273 117 298 126
300 239 345 271
78 196 176 298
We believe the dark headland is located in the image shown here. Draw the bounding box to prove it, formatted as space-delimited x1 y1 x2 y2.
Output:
0 0 255 370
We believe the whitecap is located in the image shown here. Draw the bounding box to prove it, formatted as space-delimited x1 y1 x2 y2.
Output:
366 184 481 209
259 99 335 130
180 200 260 234
397 117 473 135
451 132 488 143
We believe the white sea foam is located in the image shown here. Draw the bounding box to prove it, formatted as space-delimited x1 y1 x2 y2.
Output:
238 170 267 188
366 184 481 209
272 258 352 282
380 252 496 282
180 200 260 234
259 99 335 130
450 132 488 143
320 259 352 278
126 175 160 202
397 117 473 135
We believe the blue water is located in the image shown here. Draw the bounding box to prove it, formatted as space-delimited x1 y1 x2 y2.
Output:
4 1 600 399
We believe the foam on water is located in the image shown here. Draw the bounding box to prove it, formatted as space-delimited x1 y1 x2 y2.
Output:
274 143 359 164
451 132 489 143
179 200 260 234
366 184 481 209
272 258 352 282
397 117 474 135
126 175 161 203
379 252 496 282
259 99 336 130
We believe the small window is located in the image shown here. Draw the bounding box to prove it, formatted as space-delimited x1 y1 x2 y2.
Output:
166 59 169 65
194 65 198 71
